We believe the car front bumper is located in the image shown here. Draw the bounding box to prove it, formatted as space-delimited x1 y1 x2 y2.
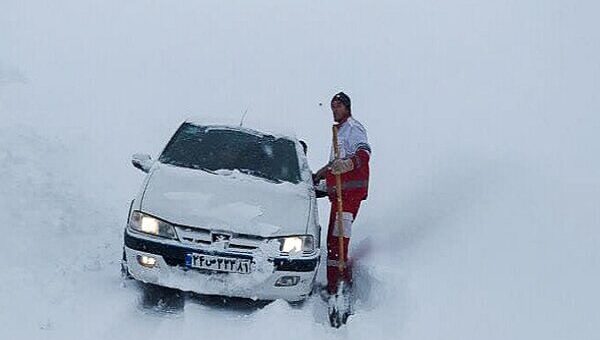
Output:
123 231 320 301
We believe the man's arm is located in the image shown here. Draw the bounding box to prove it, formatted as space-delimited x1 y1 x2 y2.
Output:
349 148 370 170
330 148 370 175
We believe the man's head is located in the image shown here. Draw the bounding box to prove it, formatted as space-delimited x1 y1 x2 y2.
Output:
331 92 351 123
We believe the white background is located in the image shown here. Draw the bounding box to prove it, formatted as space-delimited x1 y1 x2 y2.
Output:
1 1 599 339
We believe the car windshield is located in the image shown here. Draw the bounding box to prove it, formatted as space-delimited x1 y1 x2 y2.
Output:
159 123 302 184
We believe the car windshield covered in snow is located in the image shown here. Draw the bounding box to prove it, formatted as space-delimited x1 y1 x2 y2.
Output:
159 123 302 184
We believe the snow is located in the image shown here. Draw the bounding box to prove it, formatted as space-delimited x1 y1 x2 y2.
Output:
187 116 300 141
1 0 600 339
141 164 309 237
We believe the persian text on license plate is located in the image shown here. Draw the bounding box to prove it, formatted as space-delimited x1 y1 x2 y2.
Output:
185 254 252 274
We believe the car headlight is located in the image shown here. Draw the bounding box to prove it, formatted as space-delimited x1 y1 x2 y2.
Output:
128 211 177 239
273 236 314 254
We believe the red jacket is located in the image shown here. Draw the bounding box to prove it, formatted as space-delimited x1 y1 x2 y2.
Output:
326 149 370 202
325 117 371 202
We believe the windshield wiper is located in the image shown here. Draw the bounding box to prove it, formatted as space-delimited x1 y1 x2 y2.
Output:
237 169 282 184
195 167 218 175
173 162 217 175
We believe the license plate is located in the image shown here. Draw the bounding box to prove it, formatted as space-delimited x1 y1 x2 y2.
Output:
185 253 252 274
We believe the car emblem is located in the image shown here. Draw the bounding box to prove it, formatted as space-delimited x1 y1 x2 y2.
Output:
211 232 231 249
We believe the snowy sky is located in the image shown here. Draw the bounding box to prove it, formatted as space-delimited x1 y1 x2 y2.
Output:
1 1 599 339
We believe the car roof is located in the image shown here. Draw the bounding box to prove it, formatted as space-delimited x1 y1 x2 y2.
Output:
184 117 299 142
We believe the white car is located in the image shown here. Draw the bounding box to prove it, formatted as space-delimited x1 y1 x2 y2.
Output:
121 120 321 302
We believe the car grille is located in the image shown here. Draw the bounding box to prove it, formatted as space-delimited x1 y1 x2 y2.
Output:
125 232 319 272
174 225 265 254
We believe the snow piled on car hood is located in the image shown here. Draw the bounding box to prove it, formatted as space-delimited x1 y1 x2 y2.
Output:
141 163 311 237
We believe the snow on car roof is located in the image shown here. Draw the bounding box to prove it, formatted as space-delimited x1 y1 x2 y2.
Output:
184 114 299 141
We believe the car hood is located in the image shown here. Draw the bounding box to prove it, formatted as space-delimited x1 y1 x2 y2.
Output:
140 163 311 237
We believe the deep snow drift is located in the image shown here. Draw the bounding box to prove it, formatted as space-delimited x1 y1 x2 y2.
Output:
1 1 599 339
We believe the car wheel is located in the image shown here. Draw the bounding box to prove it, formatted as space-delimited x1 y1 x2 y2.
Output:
139 283 185 313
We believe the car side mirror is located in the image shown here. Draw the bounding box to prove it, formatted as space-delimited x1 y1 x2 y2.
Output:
132 153 153 173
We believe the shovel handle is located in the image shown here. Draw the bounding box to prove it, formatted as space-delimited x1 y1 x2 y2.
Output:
332 125 345 273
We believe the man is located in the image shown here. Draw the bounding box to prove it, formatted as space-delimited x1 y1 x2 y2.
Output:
314 92 371 295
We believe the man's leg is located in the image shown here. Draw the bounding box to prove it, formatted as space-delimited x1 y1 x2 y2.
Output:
326 199 361 294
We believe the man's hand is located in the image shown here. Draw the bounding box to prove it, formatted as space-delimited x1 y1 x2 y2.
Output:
312 173 321 185
331 158 354 175
313 165 329 184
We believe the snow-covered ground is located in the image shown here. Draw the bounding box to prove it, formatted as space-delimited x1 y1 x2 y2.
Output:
1 1 599 339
